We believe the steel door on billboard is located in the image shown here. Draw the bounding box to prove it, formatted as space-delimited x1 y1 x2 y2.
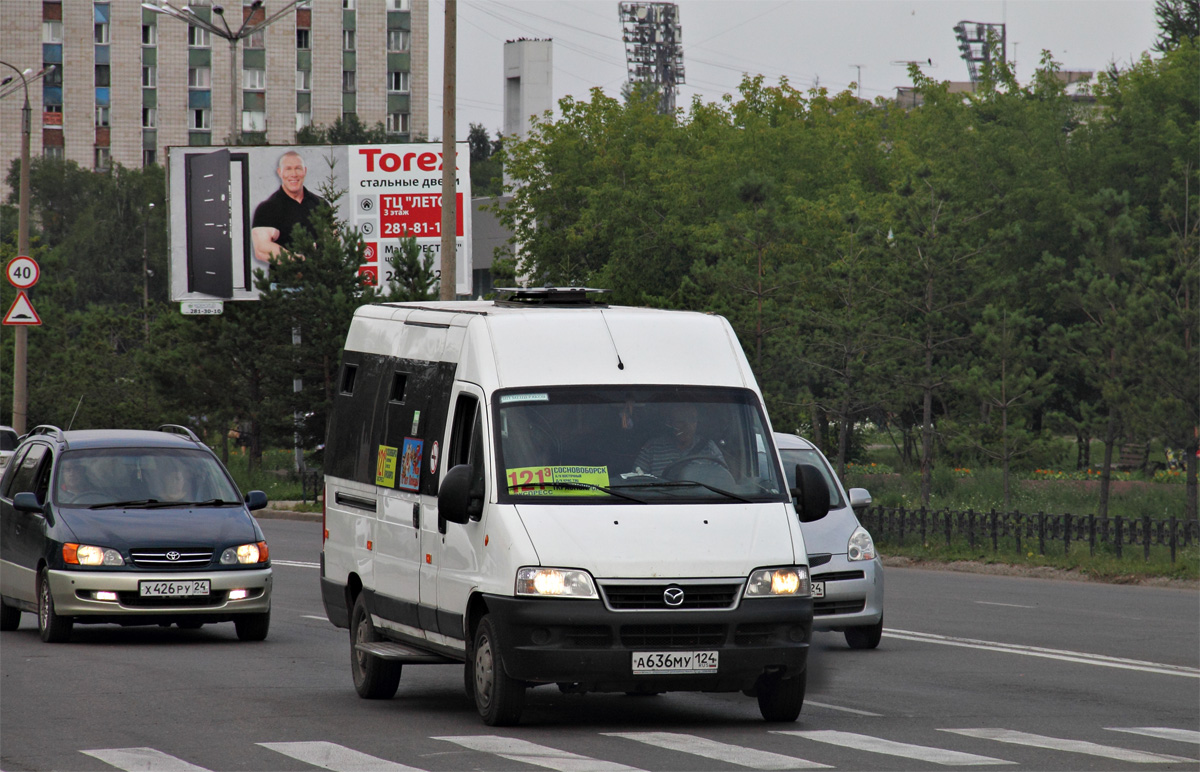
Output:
185 149 233 298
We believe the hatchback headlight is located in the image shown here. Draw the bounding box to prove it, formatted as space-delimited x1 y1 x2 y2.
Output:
515 567 597 598
64 543 125 566
847 526 876 561
746 566 810 597
220 541 269 565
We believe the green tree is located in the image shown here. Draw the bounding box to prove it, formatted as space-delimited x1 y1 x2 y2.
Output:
1153 0 1199 51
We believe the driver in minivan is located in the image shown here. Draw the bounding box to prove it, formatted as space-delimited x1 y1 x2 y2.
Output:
633 403 724 477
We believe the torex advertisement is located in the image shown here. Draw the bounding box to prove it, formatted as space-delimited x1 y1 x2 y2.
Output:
166 143 471 303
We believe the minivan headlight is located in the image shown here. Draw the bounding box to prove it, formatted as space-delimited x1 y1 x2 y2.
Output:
746 567 810 597
64 543 125 566
847 526 876 561
220 541 269 564
515 567 597 598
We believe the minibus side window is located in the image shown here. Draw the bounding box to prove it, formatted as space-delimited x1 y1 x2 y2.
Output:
448 395 485 508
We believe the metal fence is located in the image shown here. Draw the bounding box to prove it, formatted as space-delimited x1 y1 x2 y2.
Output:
860 507 1200 563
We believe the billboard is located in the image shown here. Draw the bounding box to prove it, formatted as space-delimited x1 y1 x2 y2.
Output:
166 143 472 302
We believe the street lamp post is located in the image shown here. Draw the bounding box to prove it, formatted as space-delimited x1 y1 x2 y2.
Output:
1 61 55 436
143 0 304 144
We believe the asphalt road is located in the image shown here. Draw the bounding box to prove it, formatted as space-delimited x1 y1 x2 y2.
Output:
1 517 1196 772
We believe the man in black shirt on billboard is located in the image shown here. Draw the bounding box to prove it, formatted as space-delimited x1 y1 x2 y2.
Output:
251 150 325 262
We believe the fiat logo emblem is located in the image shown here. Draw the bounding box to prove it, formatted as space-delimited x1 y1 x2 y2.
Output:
663 587 685 607
166 551 181 561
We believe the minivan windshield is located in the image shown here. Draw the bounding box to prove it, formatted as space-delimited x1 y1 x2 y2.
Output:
55 448 241 508
495 386 787 503
778 448 845 509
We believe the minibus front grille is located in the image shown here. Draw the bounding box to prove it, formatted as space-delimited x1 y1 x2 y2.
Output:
620 624 726 647
562 626 613 647
600 582 742 611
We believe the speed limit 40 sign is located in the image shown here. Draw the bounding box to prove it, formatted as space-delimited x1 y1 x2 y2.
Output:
6 256 39 289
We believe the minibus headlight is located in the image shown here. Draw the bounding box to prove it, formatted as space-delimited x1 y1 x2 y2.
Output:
515 567 598 599
847 526 876 561
746 567 810 597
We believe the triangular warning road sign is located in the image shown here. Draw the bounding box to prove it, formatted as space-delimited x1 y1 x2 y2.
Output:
3 290 42 325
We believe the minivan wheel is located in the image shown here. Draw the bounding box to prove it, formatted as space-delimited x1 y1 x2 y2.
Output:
350 594 401 699
37 572 73 643
845 617 883 650
473 615 524 726
234 611 270 641
756 669 805 722
0 601 20 631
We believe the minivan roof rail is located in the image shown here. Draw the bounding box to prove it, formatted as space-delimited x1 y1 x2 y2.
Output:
25 425 66 443
157 424 202 443
494 286 610 307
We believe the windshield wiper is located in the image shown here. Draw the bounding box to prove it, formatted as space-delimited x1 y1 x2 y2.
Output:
141 499 239 508
90 499 155 509
507 481 645 503
611 480 753 503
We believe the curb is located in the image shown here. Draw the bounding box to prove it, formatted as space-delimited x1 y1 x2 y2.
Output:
256 507 322 522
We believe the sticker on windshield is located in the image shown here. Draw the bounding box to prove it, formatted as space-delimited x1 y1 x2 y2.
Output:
376 444 398 488
499 393 549 404
506 465 610 495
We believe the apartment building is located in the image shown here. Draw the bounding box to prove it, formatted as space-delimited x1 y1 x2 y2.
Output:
0 0 429 197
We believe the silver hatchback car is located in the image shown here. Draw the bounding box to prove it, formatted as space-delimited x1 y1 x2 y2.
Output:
775 433 884 649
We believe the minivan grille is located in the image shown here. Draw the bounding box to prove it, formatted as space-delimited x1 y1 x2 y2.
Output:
129 548 213 569
814 599 865 616
600 582 741 610
812 570 865 583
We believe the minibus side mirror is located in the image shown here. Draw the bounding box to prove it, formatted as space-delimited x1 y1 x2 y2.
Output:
438 464 482 530
792 464 831 523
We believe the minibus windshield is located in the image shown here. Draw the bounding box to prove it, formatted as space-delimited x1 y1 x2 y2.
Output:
495 386 788 503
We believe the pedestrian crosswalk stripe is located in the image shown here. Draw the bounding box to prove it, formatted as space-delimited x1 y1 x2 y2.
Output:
1107 727 1200 745
942 729 1194 763
259 741 426 771
605 732 831 770
82 747 212 772
435 735 644 771
774 730 1014 766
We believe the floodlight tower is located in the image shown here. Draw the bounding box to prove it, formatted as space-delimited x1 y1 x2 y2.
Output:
953 20 1006 84
619 2 685 114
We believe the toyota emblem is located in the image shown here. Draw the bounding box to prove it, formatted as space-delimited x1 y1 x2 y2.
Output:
166 551 181 561
663 587 685 607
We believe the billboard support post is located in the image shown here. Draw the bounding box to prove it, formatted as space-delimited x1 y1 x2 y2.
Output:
440 0 457 300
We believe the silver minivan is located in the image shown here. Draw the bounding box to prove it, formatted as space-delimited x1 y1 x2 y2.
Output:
775 433 884 649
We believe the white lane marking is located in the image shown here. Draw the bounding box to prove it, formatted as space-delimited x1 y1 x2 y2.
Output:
435 736 643 772
272 559 319 568
82 748 212 772
805 700 884 716
1107 727 1200 744
605 732 830 770
259 741 426 771
942 729 1194 763
885 629 1200 679
776 730 1012 766
975 601 1037 608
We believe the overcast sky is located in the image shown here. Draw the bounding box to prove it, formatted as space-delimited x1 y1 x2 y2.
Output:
425 0 1159 138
